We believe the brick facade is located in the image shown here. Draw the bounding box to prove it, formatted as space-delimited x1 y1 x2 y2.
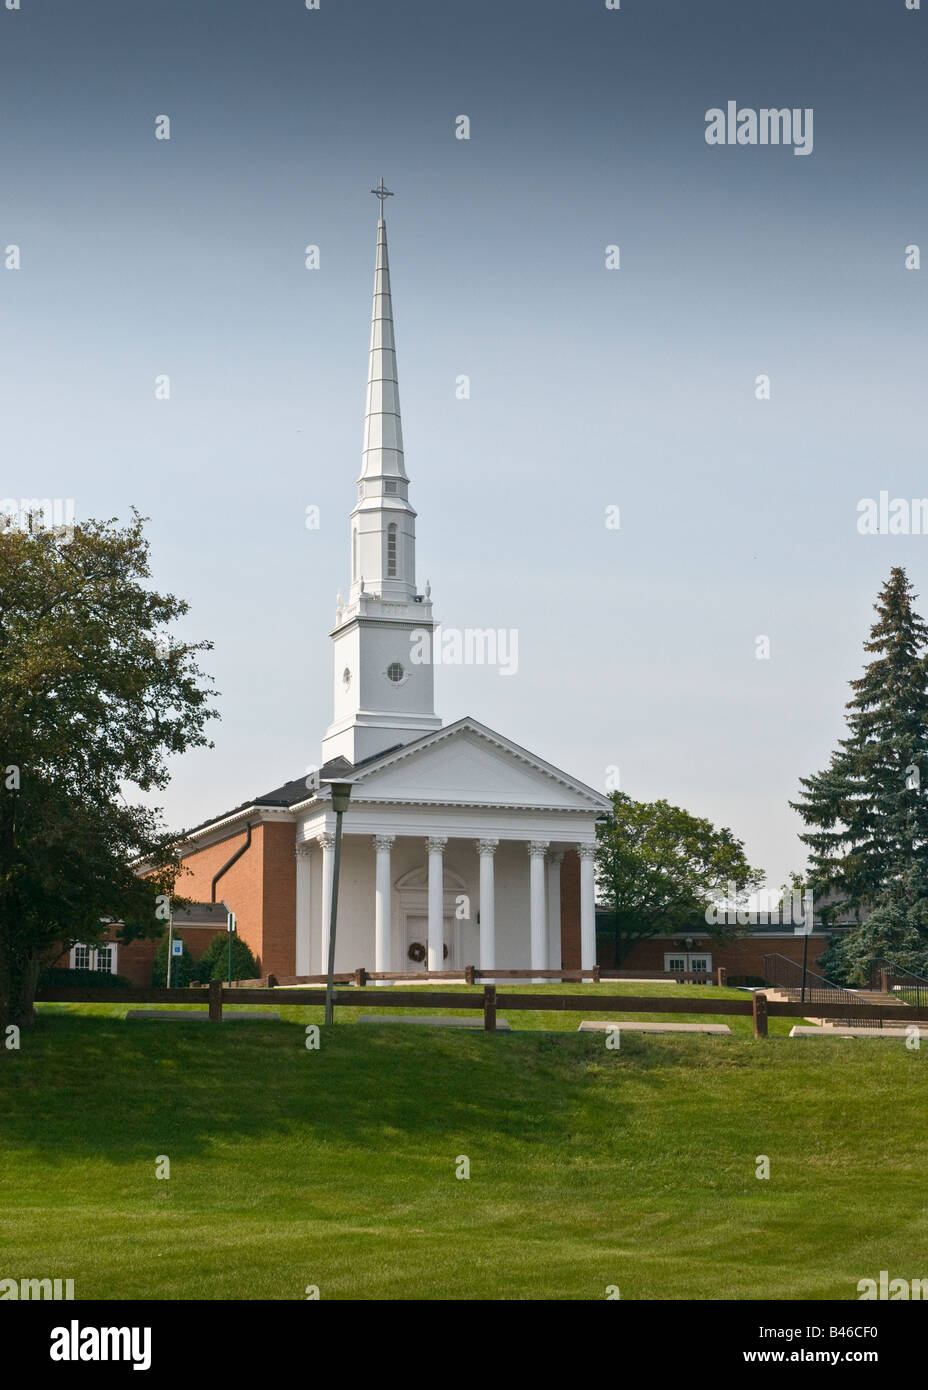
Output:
598 929 830 980
173 820 296 978
51 922 222 987
559 849 581 970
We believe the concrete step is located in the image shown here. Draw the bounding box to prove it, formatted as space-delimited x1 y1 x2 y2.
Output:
578 1021 731 1035
357 1015 511 1030
125 1010 280 1021
790 1025 914 1039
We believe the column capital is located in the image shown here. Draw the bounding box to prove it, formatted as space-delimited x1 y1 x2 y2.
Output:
295 843 313 859
548 850 565 866
372 834 396 851
527 840 550 858
476 838 499 856
317 832 336 851
426 835 448 853
577 843 596 861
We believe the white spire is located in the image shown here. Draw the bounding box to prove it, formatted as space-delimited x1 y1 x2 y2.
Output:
361 211 406 481
321 187 441 766
348 191 417 603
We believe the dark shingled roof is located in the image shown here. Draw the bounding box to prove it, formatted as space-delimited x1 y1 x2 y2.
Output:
176 745 405 842
173 901 230 927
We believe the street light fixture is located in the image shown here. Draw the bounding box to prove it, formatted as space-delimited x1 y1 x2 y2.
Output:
324 782 353 1026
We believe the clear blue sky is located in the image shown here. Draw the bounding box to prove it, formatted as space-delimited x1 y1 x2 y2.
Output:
2 0 925 890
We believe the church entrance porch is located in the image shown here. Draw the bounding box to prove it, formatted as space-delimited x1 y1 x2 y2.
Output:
294 823 598 979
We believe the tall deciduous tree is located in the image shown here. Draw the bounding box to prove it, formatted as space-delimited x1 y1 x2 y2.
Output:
595 792 763 964
790 567 928 924
0 511 216 1026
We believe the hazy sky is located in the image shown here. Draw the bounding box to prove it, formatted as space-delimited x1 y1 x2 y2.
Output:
2 0 925 890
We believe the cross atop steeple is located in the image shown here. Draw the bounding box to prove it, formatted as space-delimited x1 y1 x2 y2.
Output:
370 178 393 217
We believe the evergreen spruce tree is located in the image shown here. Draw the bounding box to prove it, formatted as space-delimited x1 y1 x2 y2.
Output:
791 567 928 923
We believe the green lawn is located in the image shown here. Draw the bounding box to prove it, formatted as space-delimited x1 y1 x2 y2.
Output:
2 987 925 1300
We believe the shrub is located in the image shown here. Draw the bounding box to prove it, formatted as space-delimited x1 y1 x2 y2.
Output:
37 967 132 991
151 934 198 988
194 932 259 983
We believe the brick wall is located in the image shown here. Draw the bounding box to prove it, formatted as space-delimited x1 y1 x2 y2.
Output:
174 819 296 976
48 816 297 985
51 925 225 987
559 850 581 970
602 931 830 980
259 821 298 979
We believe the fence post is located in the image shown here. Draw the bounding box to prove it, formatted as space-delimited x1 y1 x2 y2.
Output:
483 984 497 1033
592 965 600 983
717 966 727 988
880 969 889 995
354 967 367 988
464 964 475 985
209 978 223 1023
267 974 278 989
752 991 768 1039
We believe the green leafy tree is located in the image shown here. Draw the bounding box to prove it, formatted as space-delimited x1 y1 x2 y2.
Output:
595 792 764 964
832 901 928 986
0 511 216 1026
790 568 928 924
194 931 259 982
151 934 199 988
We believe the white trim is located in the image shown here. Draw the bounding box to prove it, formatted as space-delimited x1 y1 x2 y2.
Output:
664 951 713 975
70 942 118 974
342 717 611 810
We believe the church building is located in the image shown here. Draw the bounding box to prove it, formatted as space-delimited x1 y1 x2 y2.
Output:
168 193 610 981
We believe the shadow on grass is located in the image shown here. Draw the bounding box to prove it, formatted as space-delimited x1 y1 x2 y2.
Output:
0 1012 652 1166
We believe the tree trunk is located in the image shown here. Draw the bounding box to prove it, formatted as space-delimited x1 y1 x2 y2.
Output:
0 935 40 1029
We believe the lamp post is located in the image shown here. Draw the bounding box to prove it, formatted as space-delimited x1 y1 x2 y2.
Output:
227 911 237 988
324 782 353 1026
166 905 174 990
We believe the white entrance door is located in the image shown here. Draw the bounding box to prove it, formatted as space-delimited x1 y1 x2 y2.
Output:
664 952 712 980
406 915 455 971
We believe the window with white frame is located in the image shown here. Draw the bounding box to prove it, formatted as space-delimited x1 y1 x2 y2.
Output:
664 951 712 980
70 943 117 974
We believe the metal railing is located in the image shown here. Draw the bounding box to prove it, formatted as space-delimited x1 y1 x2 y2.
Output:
762 952 873 1027
871 958 928 1010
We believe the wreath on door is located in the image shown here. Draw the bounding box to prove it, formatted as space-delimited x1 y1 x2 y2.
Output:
407 942 450 962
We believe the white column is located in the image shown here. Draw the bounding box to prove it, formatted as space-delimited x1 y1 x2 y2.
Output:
318 832 336 973
477 839 498 972
578 843 597 974
373 835 394 975
426 836 447 971
528 841 549 980
295 844 312 977
547 851 563 973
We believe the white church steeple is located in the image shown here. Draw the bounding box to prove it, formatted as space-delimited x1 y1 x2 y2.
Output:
321 186 442 766
351 189 416 603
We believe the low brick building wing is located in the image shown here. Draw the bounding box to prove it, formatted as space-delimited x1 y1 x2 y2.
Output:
53 901 233 987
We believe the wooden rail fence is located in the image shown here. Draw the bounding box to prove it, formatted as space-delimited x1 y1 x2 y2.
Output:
237 967 603 987
34 983 928 1037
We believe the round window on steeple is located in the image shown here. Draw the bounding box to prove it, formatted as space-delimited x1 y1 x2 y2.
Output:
342 668 351 688
386 662 405 684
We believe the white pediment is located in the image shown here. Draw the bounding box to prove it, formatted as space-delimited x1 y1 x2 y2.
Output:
349 719 609 812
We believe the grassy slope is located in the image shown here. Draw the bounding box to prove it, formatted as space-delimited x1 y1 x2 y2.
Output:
1 989 925 1301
